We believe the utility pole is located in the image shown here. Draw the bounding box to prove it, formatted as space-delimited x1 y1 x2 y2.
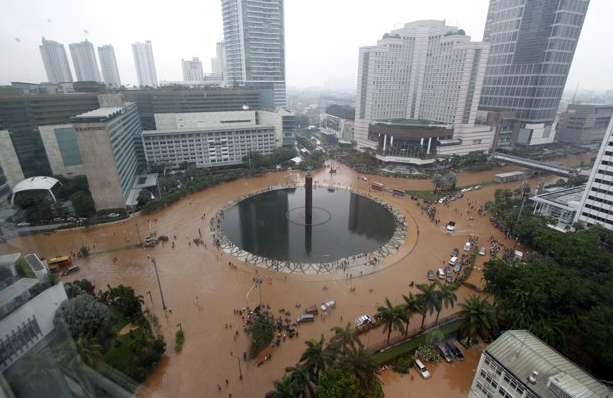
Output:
131 206 143 245
149 257 167 310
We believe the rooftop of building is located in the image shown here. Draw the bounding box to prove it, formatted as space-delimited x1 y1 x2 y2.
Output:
142 124 275 135
24 253 46 272
73 106 124 120
486 330 611 398
11 176 59 194
0 253 21 269
529 185 586 210
373 119 451 129
0 277 39 308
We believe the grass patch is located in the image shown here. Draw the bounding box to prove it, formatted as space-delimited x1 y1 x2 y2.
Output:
108 306 130 334
103 332 136 369
175 330 184 353
404 190 442 202
372 321 459 365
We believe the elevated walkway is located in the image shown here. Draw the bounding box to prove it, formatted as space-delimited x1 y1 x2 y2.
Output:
492 152 578 177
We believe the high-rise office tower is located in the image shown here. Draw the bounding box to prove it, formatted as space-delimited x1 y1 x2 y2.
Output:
69 39 102 82
98 45 122 88
182 57 203 81
211 41 226 81
575 117 613 231
221 0 286 107
354 20 491 157
132 41 158 88
39 38 73 83
479 0 590 147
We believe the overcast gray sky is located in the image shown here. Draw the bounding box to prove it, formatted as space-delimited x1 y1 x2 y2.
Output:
0 0 611 92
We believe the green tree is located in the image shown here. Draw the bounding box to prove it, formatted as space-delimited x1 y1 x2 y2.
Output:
265 374 296 398
105 284 144 321
435 283 458 325
432 174 444 193
329 323 363 355
247 315 275 358
314 366 383 398
285 364 315 398
74 336 103 366
376 298 406 344
458 295 498 343
337 345 379 389
300 336 333 380
54 294 112 341
416 282 441 330
137 189 153 207
70 191 95 217
402 293 422 334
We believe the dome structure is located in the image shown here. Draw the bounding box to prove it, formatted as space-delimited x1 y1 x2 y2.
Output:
10 176 60 205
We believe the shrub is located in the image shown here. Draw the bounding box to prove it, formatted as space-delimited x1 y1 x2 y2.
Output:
175 330 184 353
392 356 413 374
415 344 440 364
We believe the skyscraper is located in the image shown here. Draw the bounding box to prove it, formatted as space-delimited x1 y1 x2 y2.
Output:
182 57 203 81
479 0 590 147
211 41 226 81
98 45 122 88
575 117 613 231
132 41 158 88
39 38 73 83
69 39 102 82
221 0 286 107
354 20 491 157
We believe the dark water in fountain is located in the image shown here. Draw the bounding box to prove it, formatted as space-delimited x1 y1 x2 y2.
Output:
221 187 396 263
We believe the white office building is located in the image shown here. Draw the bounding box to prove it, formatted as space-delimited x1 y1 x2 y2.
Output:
355 20 492 161
182 57 204 82
574 117 613 230
469 330 611 398
132 41 159 88
69 39 102 82
39 37 73 83
98 44 122 88
221 0 286 107
211 41 226 81
142 109 294 169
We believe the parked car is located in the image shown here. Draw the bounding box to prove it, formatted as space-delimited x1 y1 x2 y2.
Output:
453 262 462 273
437 344 454 363
451 248 459 257
297 314 314 324
16 222 31 227
445 341 464 361
320 300 335 312
414 359 431 379
61 266 80 276
437 268 445 279
445 266 452 278
463 242 472 252
107 213 120 218
355 315 373 327
305 305 319 315
427 269 435 281
158 235 169 242
479 246 486 256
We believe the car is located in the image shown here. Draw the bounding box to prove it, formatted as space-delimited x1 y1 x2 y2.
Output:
61 266 80 276
437 268 445 279
16 222 31 227
453 262 462 273
445 266 452 278
463 242 472 252
355 315 373 327
479 246 486 256
414 359 431 379
445 341 464 361
320 300 335 312
305 305 319 315
297 314 314 324
107 213 120 218
449 256 458 266
437 344 454 363
427 269 435 281
451 248 459 257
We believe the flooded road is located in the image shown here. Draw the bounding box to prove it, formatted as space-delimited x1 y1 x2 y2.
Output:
0 151 593 397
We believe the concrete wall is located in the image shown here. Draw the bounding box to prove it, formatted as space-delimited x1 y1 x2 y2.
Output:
38 125 85 177
74 123 126 210
0 130 25 189
154 110 257 130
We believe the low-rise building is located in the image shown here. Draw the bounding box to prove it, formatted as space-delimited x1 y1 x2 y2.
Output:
530 185 585 232
469 330 611 398
556 104 613 145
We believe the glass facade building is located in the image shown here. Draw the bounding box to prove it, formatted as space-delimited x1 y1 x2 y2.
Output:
479 0 590 124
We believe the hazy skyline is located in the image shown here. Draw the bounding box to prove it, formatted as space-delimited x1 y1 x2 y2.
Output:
0 0 611 92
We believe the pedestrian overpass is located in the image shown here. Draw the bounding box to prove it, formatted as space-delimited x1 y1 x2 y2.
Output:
492 152 578 177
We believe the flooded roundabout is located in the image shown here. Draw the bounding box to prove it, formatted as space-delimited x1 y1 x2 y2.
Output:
0 164 542 397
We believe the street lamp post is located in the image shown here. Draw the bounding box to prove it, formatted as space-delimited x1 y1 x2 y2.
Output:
149 257 167 310
231 353 243 380
146 290 153 304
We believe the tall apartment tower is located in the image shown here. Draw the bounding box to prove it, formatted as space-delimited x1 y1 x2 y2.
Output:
221 0 286 107
355 20 491 156
211 41 226 80
575 118 613 231
97 45 122 88
39 38 73 83
182 57 203 81
69 40 102 82
132 41 159 88
479 0 590 147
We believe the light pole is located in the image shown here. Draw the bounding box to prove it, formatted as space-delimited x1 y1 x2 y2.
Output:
149 256 167 310
130 206 143 245
146 290 153 305
231 353 243 380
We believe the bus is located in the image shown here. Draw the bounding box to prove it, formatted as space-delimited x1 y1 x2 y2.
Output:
392 189 405 196
46 256 72 273
371 182 384 191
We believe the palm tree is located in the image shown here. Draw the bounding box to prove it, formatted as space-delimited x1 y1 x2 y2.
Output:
285 364 315 398
329 323 363 355
435 283 458 325
75 336 103 366
402 293 422 335
337 345 379 388
416 282 442 330
265 374 295 398
376 298 406 344
458 295 498 343
300 336 332 380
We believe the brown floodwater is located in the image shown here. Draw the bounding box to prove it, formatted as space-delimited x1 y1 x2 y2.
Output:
0 152 594 397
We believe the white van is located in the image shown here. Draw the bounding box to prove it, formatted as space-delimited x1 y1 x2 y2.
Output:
437 268 445 279
414 359 431 379
449 256 458 266
463 242 472 252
